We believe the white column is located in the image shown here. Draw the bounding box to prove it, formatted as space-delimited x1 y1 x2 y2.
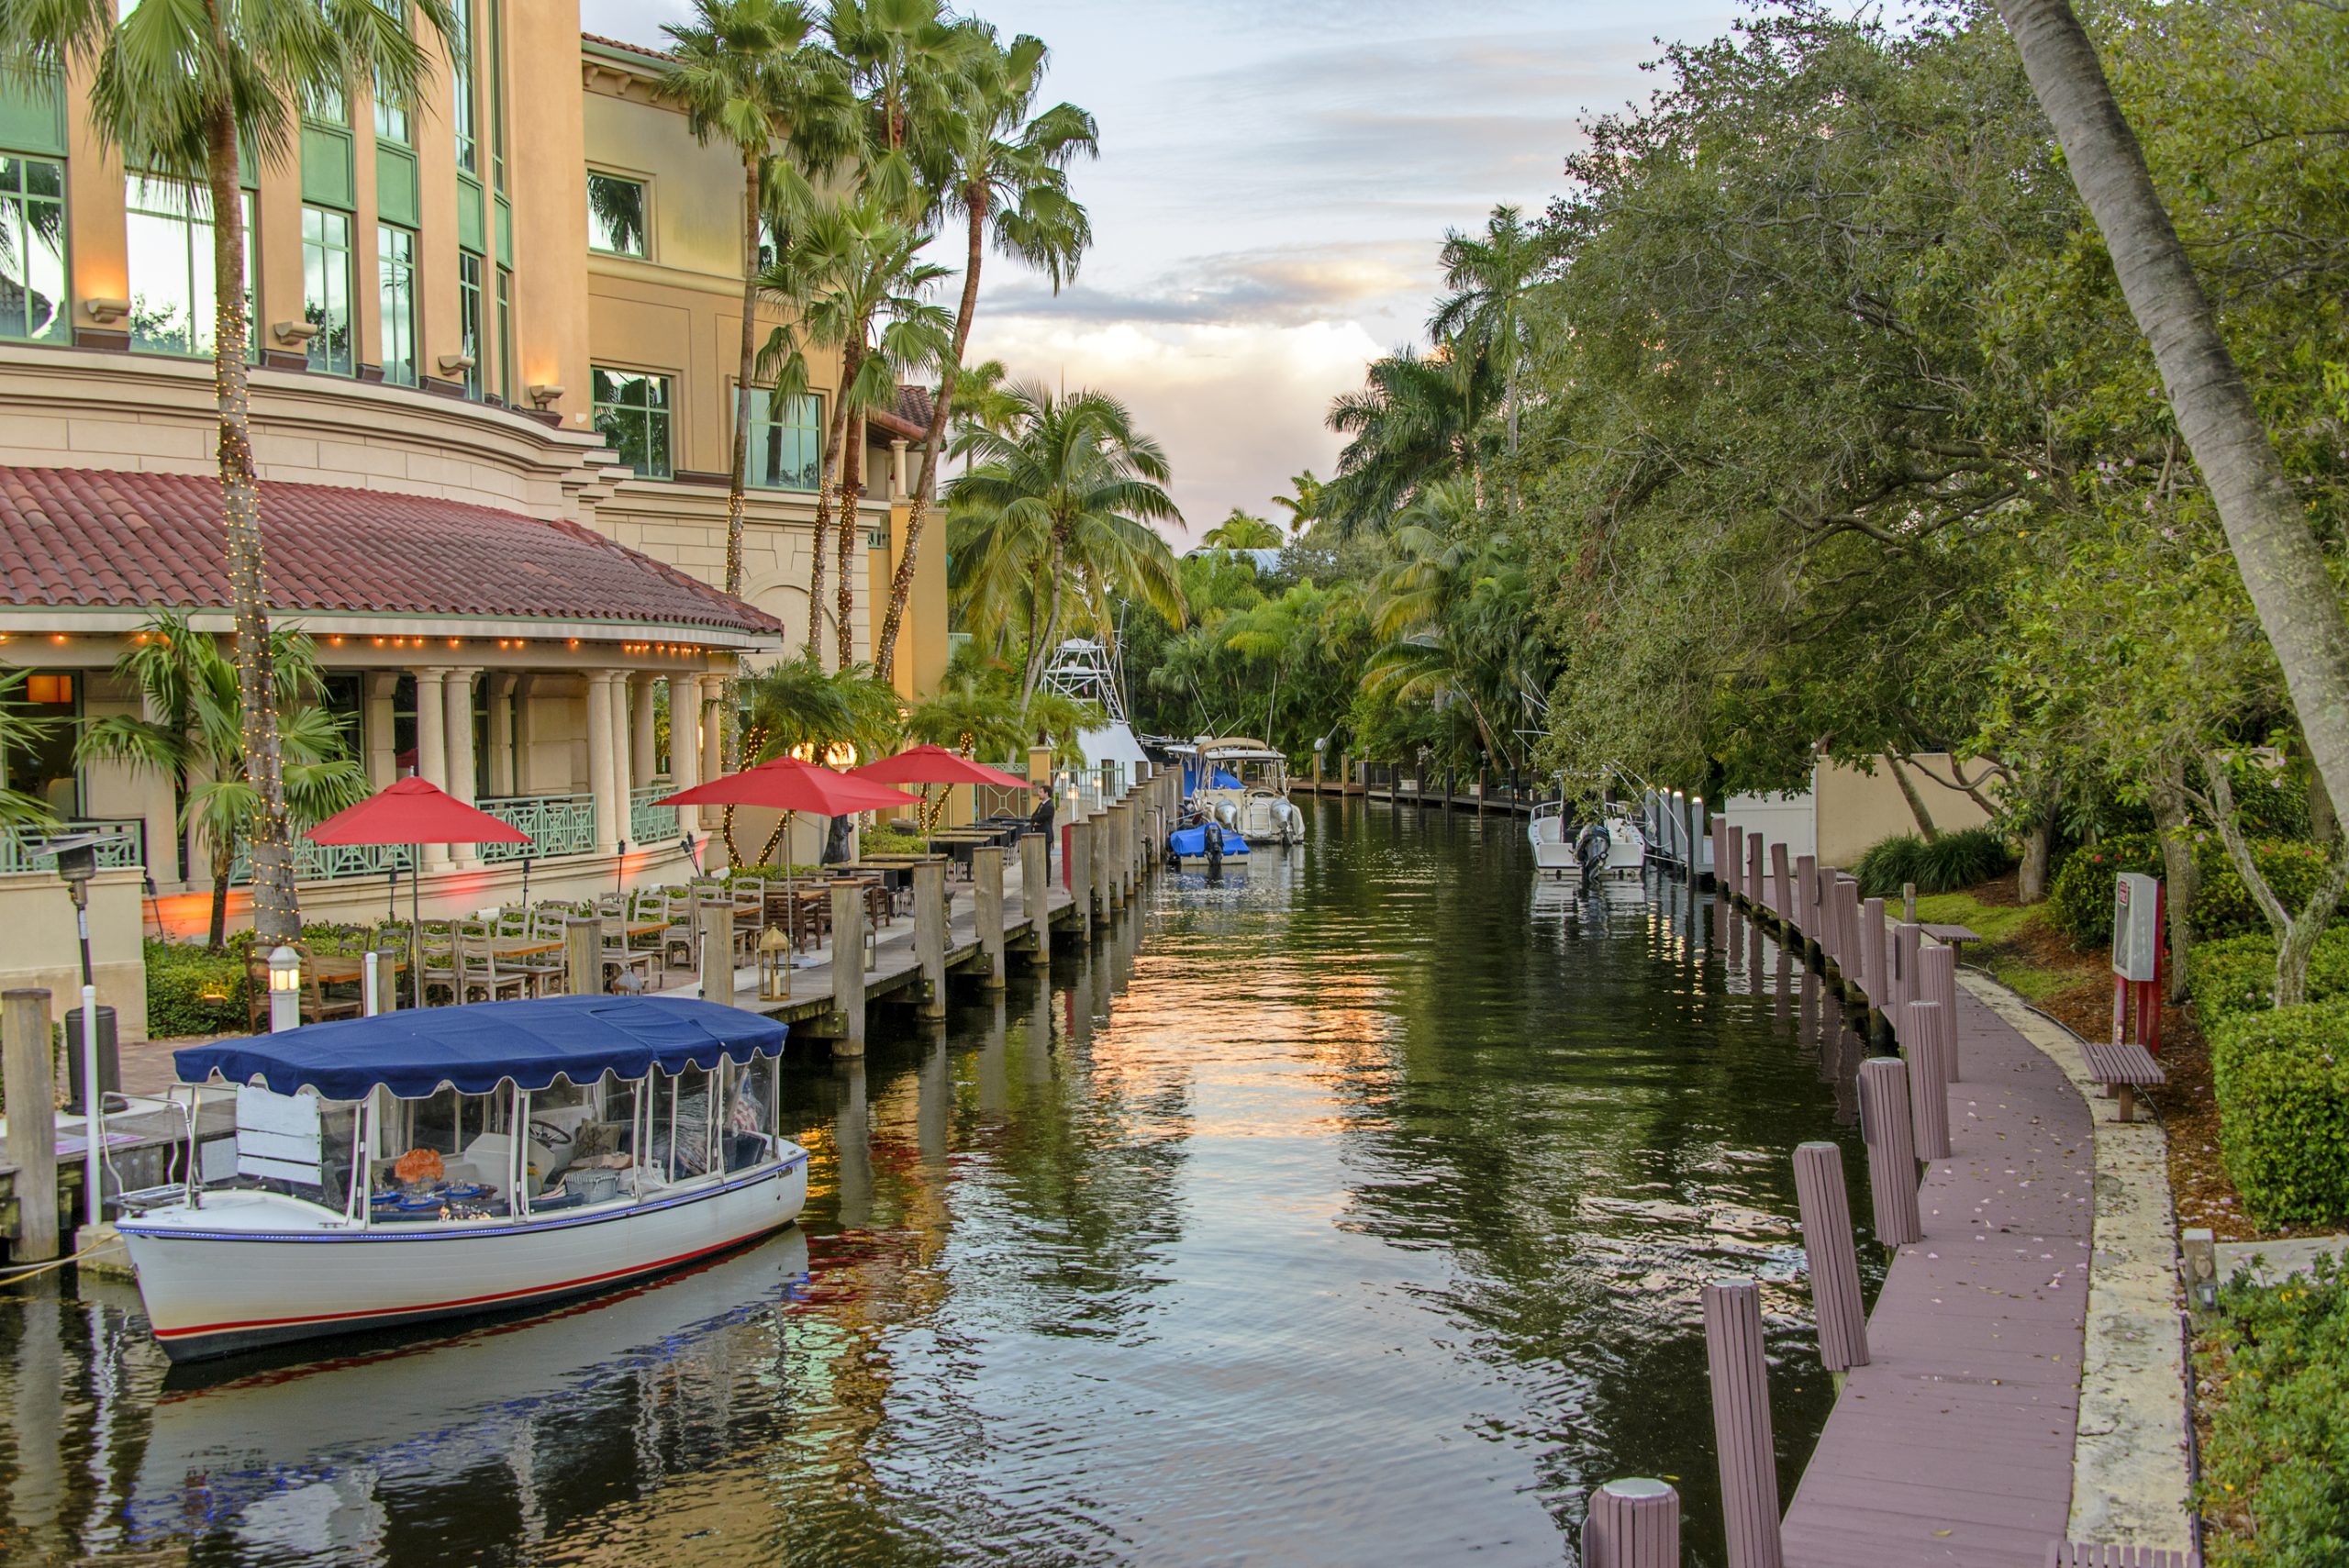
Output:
443 669 479 806
631 673 659 785
585 672 620 854
362 672 398 790
415 668 451 870
608 671 634 846
669 673 701 797
486 673 518 797
700 673 725 802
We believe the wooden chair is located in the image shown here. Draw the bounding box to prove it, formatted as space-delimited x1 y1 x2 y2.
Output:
453 921 529 1005
659 887 698 971
416 923 460 1006
298 943 365 1025
598 917 658 992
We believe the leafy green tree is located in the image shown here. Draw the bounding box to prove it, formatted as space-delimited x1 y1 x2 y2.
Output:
1321 347 1494 536
3 0 457 942
1429 204 1550 457
1270 469 1324 537
731 653 904 863
0 668 61 830
1200 509 1283 550
78 616 364 950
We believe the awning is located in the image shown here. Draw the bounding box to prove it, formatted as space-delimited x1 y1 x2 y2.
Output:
173 995 789 1101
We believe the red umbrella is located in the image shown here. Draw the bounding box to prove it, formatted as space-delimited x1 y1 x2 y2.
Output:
309 777 531 1008
852 744 1032 792
655 758 918 926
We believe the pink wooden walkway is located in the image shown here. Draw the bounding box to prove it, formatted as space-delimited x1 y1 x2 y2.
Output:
1779 972 2096 1565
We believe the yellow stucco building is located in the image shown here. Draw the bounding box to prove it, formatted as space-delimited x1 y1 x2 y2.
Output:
0 6 952 1026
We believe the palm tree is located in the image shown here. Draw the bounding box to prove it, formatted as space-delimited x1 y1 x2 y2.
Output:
731 653 904 863
872 27 1097 681
769 192 952 669
0 668 61 831
823 0 970 215
1428 205 1548 457
944 381 1186 707
3 0 455 944
658 0 852 760
1321 347 1495 535
1200 510 1283 550
1996 0 2349 841
78 616 365 949
1269 469 1323 537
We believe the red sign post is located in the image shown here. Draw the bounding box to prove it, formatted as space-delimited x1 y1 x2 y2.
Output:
2111 872 2165 1053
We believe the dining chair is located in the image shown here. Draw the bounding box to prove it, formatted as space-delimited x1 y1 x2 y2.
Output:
454 921 529 1005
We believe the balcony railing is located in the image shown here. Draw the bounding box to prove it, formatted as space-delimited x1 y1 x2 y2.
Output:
232 838 414 885
0 818 147 875
479 794 598 863
629 783 678 845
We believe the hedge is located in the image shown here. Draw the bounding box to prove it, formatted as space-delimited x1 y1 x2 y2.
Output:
1852 828 2015 897
2210 1001 2349 1227
144 940 249 1039
2190 930 2349 1032
2199 1258 2349 1568
2048 834 2340 949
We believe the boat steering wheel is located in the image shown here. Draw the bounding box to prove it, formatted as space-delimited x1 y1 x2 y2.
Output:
528 1118 574 1147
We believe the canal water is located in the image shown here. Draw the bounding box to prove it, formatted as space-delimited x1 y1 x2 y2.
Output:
0 797 1879 1566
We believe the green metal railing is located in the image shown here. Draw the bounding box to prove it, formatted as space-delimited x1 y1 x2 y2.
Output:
479 793 598 862
629 783 678 845
0 819 147 875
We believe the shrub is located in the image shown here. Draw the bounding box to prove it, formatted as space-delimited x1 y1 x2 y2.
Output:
145 940 249 1039
2047 834 2343 949
2191 929 2349 1031
2198 1257 2349 1568
2210 1001 2349 1227
862 824 929 856
1853 828 2014 896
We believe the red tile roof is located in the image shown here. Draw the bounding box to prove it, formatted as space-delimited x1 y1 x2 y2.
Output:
0 468 782 638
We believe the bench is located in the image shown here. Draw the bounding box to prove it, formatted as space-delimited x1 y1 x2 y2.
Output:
1919 921 1985 964
2049 1541 2197 1567
2080 1039 2165 1123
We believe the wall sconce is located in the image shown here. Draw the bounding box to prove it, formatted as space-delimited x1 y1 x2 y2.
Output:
528 384 565 408
273 320 321 346
437 352 476 374
83 298 130 325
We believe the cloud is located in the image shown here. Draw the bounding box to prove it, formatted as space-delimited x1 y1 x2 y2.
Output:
985 239 1431 328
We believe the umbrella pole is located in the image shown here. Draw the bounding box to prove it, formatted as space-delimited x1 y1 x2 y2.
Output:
411 842 423 1010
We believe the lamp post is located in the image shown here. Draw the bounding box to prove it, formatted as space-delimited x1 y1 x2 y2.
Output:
47 832 106 1230
267 945 302 1034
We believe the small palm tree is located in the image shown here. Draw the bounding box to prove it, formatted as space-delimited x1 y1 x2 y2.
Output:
1270 469 1324 537
731 653 905 863
78 615 365 949
944 382 1186 708
1200 509 1283 550
1322 348 1496 535
0 668 61 831
2 0 456 944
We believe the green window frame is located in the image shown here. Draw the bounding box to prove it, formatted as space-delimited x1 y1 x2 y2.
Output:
486 0 507 195
741 388 824 492
495 264 514 405
377 223 417 386
451 0 476 175
124 175 253 361
301 205 355 375
593 366 673 479
585 172 646 258
0 155 67 344
457 249 484 398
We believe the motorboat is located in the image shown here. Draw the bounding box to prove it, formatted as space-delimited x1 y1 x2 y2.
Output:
1528 800 1580 879
1177 737 1307 845
1166 817 1251 869
1575 802 1650 881
116 995 807 1363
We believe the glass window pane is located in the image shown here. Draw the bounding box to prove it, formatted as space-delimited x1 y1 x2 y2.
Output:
457 250 483 398
593 366 673 479
125 178 251 360
0 156 69 345
303 206 353 375
451 0 476 173
742 389 823 491
378 225 416 385
585 173 645 257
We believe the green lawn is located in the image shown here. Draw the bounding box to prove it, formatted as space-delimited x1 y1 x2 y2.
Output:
1909 891 2080 1002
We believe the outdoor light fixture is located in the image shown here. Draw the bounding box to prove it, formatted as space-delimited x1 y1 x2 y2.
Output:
758 923 791 1002
267 944 302 1034
528 383 565 408
47 831 112 1231
83 297 130 325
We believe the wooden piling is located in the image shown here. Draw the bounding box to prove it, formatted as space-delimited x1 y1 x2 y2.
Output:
1093 810 1116 924
1768 841 1789 918
1703 1279 1786 1568
831 880 867 1056
1746 834 1765 909
1021 831 1052 966
913 860 948 1020
1904 1000 1951 1159
974 845 1007 990
1814 868 1841 965
1725 824 1744 901
1920 945 1960 1080
1860 896 1887 1007
1796 854 1819 936
1856 1057 1923 1245
565 917 603 998
3 988 58 1262
1067 821 1094 944
1792 1142 1868 1371
1583 1477 1681 1568
1891 922 1921 1021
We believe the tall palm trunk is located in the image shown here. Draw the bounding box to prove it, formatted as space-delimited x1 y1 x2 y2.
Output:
721 151 763 771
874 190 985 681
204 93 296 942
1020 529 1068 710
1999 0 2349 828
808 376 854 663
836 409 863 672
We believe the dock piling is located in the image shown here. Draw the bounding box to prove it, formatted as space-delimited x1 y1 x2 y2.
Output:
1920 945 1960 1080
913 860 948 1020
1903 1000 1951 1159
1067 822 1094 943
831 880 867 1056
1860 896 1887 1012
3 988 58 1262
1020 831 1052 966
1856 1057 1923 1245
974 846 1008 990
1891 921 1920 1020
1583 1478 1682 1568
1792 1141 1869 1371
1768 841 1789 918
1746 834 1765 909
567 917 604 998
1702 1279 1786 1568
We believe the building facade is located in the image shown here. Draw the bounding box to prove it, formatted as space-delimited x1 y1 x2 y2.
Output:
0 5 952 1024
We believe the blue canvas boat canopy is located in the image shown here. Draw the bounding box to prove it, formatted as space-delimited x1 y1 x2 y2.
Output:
173 995 790 1101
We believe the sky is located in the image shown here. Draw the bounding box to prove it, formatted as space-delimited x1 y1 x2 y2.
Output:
582 0 1745 537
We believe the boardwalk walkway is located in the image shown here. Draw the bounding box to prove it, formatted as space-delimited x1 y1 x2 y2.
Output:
1777 970 2096 1565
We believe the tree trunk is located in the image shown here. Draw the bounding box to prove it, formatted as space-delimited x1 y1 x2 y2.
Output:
807 362 856 663
2147 759 2198 1003
2018 796 2057 904
1887 753 1941 841
2000 0 2349 851
2310 757 2338 846
207 849 231 951
836 412 863 672
2197 753 2349 1006
205 96 297 942
875 191 986 682
719 153 763 771
1020 537 1067 711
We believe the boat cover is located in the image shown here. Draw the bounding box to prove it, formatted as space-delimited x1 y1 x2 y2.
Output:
1167 824 1250 857
173 995 790 1101
1181 762 1246 793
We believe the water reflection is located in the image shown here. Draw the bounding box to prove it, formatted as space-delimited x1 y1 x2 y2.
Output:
0 799 1876 1566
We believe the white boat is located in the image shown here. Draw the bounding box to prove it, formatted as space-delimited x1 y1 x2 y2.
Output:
117 995 807 1363
1180 736 1307 845
1577 802 1650 880
1528 800 1580 879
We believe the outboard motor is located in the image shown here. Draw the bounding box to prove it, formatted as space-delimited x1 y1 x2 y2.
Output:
1576 821 1611 883
1206 822 1224 880
1215 801 1238 829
